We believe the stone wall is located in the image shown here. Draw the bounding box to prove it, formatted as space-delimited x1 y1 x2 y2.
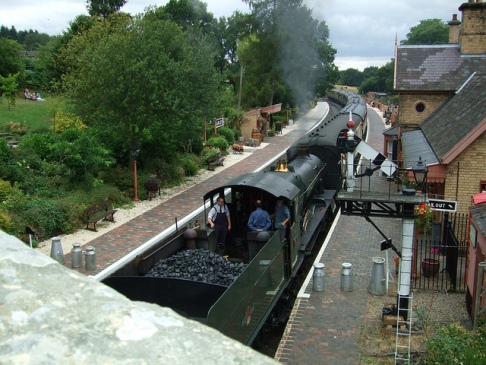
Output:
0 231 279 365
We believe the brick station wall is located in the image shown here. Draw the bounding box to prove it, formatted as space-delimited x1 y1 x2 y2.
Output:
445 133 486 215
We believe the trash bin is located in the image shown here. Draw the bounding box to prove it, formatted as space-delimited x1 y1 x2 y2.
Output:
368 257 386 296
275 122 282 134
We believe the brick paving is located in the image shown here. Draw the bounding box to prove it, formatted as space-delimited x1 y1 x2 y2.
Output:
274 108 401 365
63 105 327 276
64 103 398 364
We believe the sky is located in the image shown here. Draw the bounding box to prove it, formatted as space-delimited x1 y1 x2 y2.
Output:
0 0 462 71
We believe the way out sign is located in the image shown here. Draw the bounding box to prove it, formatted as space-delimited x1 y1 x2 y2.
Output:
429 199 458 212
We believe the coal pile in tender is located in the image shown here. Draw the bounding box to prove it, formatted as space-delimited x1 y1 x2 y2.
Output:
146 249 247 287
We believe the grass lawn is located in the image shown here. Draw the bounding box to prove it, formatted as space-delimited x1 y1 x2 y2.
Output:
0 95 56 131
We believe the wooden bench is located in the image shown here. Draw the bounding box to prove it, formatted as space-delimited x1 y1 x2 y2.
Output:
206 153 225 171
144 179 161 201
84 199 118 231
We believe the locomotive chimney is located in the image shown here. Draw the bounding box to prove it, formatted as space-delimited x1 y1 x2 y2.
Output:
297 145 310 157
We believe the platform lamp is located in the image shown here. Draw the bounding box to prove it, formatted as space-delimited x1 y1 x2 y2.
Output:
412 156 428 194
130 143 140 202
411 156 428 281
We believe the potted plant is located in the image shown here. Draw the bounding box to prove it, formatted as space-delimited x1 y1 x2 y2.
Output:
414 203 432 235
421 241 441 278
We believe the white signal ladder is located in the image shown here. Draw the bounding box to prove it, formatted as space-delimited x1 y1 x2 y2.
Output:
394 292 413 365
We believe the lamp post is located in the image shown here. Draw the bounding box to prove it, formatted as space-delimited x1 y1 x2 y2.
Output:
411 156 428 280
412 156 428 193
130 144 140 202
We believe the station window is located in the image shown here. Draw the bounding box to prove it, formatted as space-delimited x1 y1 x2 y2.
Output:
480 181 486 193
415 102 426 113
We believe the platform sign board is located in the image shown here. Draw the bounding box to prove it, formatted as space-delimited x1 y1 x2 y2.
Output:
429 199 457 212
215 118 224 128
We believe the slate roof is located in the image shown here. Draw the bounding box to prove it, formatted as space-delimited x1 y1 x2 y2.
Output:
383 125 398 136
401 129 439 168
420 73 486 160
395 45 486 91
470 203 486 238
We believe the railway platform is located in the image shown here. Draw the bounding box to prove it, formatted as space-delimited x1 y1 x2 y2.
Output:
274 106 401 365
62 102 329 278
61 102 396 364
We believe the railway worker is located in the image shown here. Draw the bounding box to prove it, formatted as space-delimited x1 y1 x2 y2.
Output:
247 200 272 232
274 197 290 241
208 196 231 252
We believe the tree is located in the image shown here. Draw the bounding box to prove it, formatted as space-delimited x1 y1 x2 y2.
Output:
240 0 337 108
401 19 449 45
358 60 394 94
62 12 222 165
86 0 127 18
0 38 23 78
0 72 20 110
161 0 216 33
339 68 364 87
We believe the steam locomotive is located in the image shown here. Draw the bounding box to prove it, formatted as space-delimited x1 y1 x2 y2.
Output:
103 89 368 346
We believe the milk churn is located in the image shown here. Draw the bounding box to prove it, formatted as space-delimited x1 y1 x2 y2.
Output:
50 237 65 264
84 246 96 271
312 263 325 292
369 257 386 296
340 262 353 292
71 243 83 268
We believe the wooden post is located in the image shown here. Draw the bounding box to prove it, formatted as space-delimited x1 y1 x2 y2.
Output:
133 158 139 202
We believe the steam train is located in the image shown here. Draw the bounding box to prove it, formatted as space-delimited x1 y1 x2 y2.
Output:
103 89 368 346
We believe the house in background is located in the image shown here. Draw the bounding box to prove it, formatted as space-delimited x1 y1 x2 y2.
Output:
393 0 486 215
241 104 282 141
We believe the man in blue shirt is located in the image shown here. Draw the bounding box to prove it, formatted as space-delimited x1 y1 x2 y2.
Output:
247 200 271 232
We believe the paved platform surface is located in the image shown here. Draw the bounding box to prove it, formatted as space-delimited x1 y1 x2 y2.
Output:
63 103 329 276
64 102 399 364
274 107 401 365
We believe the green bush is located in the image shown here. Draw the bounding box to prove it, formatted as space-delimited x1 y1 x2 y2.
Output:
206 137 229 153
427 322 486 365
0 210 12 232
144 158 185 186
99 165 135 197
53 111 87 133
191 136 204 155
217 127 235 145
201 147 221 161
0 178 12 201
0 138 12 163
179 153 200 176
21 198 69 238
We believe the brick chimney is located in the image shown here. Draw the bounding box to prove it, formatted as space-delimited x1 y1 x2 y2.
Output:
448 14 461 43
458 0 486 54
